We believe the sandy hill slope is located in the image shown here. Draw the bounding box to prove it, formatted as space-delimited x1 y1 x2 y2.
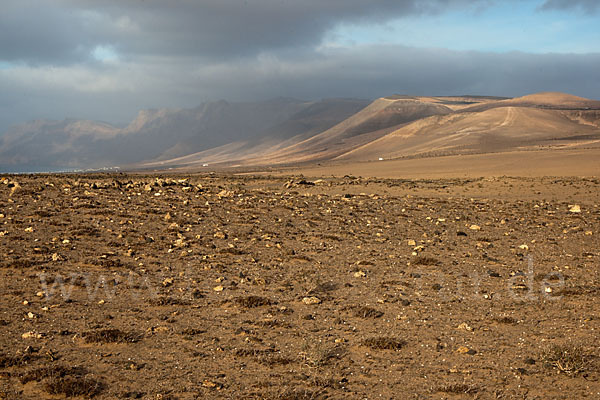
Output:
335 93 600 161
139 96 456 169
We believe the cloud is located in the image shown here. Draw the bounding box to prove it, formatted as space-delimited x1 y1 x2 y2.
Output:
2 0 488 65
540 0 599 13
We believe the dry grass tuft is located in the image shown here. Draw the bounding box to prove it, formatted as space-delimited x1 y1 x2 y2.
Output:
353 306 384 319
83 328 141 344
180 328 206 336
275 388 321 400
493 316 517 324
258 355 295 366
235 295 273 308
235 348 276 357
19 363 102 396
540 344 593 376
412 256 440 266
147 297 190 306
4 259 34 269
0 353 35 368
300 342 345 367
44 375 103 397
19 366 84 384
437 383 479 394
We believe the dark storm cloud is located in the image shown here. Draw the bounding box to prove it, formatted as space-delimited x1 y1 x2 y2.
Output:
184 46 600 100
540 0 599 13
2 0 486 64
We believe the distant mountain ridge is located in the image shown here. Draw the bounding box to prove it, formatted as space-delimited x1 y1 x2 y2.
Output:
0 98 369 172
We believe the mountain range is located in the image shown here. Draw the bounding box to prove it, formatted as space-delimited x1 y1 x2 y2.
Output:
1 92 599 172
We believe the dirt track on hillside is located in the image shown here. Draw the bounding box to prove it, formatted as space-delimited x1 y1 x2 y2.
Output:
1 174 599 399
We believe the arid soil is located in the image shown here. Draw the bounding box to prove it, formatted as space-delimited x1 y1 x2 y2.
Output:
1 173 599 399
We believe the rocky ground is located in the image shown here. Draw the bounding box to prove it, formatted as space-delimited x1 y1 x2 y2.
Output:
0 173 599 399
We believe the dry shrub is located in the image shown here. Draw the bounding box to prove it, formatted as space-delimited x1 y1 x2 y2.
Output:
83 328 141 344
437 383 479 394
412 256 440 266
20 366 84 384
540 344 593 376
235 295 272 308
180 328 206 336
275 388 321 400
353 306 384 319
493 316 517 324
147 297 190 306
0 354 35 368
44 375 103 397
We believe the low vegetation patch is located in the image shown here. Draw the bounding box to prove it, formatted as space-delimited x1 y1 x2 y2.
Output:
540 344 593 375
180 328 206 336
147 296 190 306
20 366 84 384
0 353 35 368
412 256 441 266
83 328 141 344
3 259 34 269
235 295 273 308
353 306 384 319
493 316 517 324
437 383 479 394
44 375 103 397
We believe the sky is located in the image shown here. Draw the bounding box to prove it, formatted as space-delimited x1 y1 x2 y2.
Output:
1 0 599 133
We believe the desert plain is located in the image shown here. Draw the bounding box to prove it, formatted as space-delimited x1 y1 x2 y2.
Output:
0 163 599 399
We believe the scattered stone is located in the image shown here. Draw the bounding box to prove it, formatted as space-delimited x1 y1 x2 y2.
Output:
217 190 233 198
214 231 227 239
162 278 174 287
302 296 321 305
202 380 218 389
213 285 224 292
456 346 477 355
457 322 474 332
469 225 481 231
22 331 43 339
353 270 366 278
568 205 581 213
407 239 416 246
